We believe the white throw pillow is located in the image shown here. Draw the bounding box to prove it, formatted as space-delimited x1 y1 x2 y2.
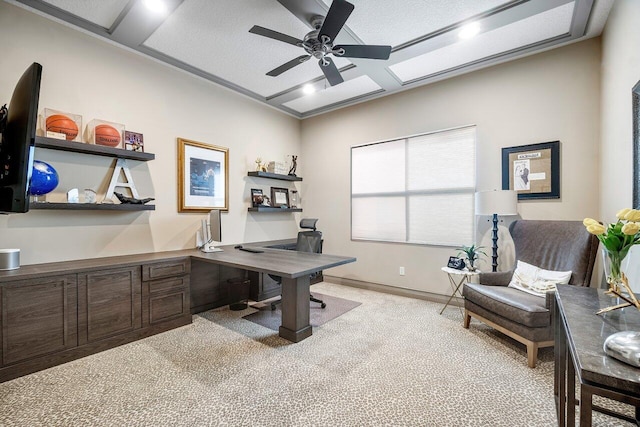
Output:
507 260 572 297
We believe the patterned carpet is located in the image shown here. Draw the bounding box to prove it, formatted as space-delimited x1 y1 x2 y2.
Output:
0 282 635 426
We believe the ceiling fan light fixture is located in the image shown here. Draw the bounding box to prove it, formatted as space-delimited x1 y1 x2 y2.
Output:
142 0 167 14
458 22 481 40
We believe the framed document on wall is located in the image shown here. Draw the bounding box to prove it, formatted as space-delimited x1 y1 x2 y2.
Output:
501 141 560 200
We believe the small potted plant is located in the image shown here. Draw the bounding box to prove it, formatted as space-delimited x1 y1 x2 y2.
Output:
455 244 486 272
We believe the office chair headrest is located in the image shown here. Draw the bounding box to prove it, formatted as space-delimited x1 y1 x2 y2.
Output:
300 218 318 231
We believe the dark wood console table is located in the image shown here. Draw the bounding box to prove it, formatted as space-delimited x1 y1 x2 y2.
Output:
0 245 355 382
554 285 640 426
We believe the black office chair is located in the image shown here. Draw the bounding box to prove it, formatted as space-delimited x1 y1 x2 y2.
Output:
270 218 326 310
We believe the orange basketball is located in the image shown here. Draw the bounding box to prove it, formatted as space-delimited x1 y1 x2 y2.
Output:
46 114 78 141
95 124 121 147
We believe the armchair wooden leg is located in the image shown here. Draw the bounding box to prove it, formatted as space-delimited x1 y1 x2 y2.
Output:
463 310 471 329
527 342 538 368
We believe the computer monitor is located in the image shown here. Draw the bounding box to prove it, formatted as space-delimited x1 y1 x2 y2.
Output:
198 209 223 253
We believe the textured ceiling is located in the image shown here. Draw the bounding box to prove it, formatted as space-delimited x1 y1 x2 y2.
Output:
11 0 614 119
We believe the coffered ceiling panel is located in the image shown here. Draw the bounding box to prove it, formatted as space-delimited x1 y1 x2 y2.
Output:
10 0 614 118
143 0 351 97
320 0 513 46
389 2 574 83
283 75 381 113
42 0 129 28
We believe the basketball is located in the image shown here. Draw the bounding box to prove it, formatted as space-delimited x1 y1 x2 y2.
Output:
95 124 121 147
46 114 78 140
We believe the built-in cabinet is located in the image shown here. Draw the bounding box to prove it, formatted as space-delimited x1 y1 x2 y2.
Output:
0 258 190 382
1 274 78 366
78 266 142 344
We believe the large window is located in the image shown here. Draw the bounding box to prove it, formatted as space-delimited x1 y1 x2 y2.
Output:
351 125 476 246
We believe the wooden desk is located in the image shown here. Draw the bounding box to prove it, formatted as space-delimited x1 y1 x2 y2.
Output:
0 245 355 381
191 246 355 342
554 285 640 426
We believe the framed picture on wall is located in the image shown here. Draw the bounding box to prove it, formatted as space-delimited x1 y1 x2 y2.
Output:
177 138 229 212
501 141 560 200
270 187 289 208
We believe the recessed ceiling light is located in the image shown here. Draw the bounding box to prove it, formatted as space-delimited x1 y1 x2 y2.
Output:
143 0 167 14
302 84 316 95
458 22 481 40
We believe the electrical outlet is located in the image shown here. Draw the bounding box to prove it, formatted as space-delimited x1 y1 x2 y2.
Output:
399 266 405 276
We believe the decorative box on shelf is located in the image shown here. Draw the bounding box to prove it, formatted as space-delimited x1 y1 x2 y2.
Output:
267 161 288 175
41 108 82 142
87 119 125 148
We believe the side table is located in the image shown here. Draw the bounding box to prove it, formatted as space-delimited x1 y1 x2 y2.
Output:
440 266 479 315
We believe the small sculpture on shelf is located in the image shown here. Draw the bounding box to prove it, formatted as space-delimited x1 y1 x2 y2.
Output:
288 155 297 176
114 192 155 205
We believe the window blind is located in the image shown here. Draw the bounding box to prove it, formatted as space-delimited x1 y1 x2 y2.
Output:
351 126 476 246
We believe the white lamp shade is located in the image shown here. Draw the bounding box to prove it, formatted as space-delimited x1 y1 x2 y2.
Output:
475 190 518 216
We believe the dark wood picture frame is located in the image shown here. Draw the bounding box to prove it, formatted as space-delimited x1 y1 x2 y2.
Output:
501 141 560 200
251 188 263 207
270 187 289 208
633 80 640 208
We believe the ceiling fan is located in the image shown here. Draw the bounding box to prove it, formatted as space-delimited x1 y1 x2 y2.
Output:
249 0 392 86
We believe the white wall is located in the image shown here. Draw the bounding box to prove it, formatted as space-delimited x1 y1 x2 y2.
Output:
300 39 602 296
0 2 302 265
600 0 640 291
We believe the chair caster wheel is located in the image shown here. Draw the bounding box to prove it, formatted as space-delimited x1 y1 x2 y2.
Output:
321 303 326 309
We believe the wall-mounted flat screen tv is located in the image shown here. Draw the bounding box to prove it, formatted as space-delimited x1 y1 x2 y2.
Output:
0 62 42 214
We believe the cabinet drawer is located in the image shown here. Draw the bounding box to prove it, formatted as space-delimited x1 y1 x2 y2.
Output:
148 275 189 294
149 290 188 324
142 259 190 281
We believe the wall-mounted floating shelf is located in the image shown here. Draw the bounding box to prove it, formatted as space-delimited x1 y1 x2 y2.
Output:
247 171 302 181
30 203 155 211
35 136 155 161
248 207 302 213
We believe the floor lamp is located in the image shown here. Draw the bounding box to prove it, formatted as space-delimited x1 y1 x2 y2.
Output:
475 190 518 272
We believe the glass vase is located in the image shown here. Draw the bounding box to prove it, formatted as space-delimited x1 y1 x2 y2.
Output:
602 248 631 293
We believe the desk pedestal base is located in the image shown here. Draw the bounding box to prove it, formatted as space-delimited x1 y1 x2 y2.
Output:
279 276 312 342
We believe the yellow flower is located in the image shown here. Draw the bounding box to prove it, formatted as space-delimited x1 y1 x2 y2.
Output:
624 209 640 222
622 222 640 235
617 208 632 220
583 218 599 227
586 223 606 235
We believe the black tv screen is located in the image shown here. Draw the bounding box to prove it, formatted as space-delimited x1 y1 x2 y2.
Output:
0 62 42 214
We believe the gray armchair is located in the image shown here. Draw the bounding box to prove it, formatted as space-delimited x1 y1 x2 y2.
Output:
462 220 598 367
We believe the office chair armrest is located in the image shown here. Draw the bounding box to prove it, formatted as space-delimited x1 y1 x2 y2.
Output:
478 270 513 287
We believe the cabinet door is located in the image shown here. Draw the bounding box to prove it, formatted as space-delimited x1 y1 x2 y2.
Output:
1 275 78 366
78 266 141 344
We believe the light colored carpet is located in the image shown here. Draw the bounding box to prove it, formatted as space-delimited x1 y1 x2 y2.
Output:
0 282 635 426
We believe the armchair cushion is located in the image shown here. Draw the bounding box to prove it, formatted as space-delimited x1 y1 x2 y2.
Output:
507 260 572 297
463 283 550 328
478 271 513 287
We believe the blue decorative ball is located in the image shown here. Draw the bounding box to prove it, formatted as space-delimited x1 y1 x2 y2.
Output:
29 160 59 196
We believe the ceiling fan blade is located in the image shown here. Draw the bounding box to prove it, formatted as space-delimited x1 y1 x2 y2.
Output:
318 0 354 43
319 57 344 86
249 25 303 47
334 44 391 60
266 55 311 77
